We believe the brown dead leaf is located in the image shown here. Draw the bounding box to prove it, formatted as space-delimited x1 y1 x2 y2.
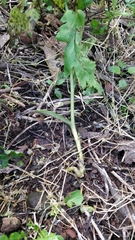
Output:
16 145 28 153
117 140 135 151
19 31 37 44
65 228 76 239
105 81 112 94
38 36 65 81
124 151 135 164
43 13 61 29
78 127 109 140
38 39 61 80
32 137 52 150
117 140 135 164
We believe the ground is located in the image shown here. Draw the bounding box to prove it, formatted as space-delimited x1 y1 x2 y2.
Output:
0 1 135 240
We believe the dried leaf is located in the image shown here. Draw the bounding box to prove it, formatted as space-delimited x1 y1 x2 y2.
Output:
78 127 109 139
0 33 10 49
38 39 62 81
117 140 135 164
0 166 17 174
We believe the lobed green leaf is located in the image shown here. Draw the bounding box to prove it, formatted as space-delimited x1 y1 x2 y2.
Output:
65 190 84 208
56 10 76 42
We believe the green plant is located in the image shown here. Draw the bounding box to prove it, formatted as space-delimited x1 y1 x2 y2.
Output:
118 79 127 89
0 231 27 240
90 19 107 36
35 1 102 177
64 189 94 213
64 190 84 208
0 146 24 169
46 73 65 99
1 0 7 7
64 189 95 224
125 0 135 15
109 63 135 76
109 65 121 75
128 66 135 74
7 0 40 45
129 97 135 104
0 229 63 240
121 105 128 116
27 219 64 239
36 229 64 240
7 0 68 43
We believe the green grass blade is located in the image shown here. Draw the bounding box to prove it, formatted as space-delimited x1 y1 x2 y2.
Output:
35 110 71 127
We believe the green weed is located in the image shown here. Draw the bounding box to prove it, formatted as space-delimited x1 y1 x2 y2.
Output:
0 231 27 240
36 1 102 177
0 146 24 169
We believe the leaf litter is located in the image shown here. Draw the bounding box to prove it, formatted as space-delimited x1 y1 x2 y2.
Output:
0 1 135 239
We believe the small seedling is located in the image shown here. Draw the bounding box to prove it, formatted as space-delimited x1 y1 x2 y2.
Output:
1 0 7 7
36 229 64 240
118 79 127 89
0 146 24 169
0 229 63 240
128 66 135 74
64 190 94 219
27 220 64 240
129 97 135 104
109 65 121 75
46 73 65 99
64 190 84 208
0 231 26 240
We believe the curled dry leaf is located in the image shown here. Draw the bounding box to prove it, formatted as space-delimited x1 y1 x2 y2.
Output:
38 39 61 81
43 13 61 29
38 36 65 81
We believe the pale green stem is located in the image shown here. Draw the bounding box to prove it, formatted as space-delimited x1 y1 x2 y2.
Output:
69 70 85 177
35 71 85 177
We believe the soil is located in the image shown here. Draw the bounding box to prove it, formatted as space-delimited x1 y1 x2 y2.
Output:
0 2 135 240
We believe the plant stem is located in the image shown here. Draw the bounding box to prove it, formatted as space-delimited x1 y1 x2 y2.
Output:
68 70 85 177
35 71 85 177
